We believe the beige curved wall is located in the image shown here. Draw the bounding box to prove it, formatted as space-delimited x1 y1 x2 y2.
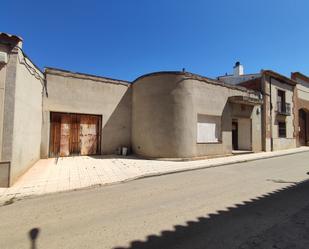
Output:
132 73 262 158
132 73 186 158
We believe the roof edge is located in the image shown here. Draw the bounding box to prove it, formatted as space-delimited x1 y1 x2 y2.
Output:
291 72 309 83
0 32 23 41
185 72 259 94
262 70 297 86
45 67 130 85
19 49 44 75
132 71 187 83
133 71 259 94
217 73 261 79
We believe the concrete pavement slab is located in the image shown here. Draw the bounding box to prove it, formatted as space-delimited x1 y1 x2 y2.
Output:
0 147 309 205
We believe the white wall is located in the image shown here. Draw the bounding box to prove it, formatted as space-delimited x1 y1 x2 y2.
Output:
0 45 8 161
10 50 44 184
219 74 261 85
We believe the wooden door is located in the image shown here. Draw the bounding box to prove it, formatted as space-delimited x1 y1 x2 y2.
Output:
50 112 101 157
70 114 80 155
49 113 61 157
59 115 71 156
80 115 100 155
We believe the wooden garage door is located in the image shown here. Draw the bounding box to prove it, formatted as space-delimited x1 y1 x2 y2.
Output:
49 112 101 157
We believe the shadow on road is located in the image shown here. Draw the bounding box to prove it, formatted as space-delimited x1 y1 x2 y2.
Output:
114 179 309 249
28 228 40 249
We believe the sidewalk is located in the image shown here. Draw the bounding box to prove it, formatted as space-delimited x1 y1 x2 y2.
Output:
1 147 309 205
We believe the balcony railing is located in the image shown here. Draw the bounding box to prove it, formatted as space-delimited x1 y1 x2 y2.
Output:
277 102 291 116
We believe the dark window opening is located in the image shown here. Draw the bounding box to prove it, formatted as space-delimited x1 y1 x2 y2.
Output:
277 90 290 115
278 122 286 138
277 89 286 112
277 90 286 105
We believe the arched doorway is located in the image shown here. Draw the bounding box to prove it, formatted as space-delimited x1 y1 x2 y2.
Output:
299 109 308 146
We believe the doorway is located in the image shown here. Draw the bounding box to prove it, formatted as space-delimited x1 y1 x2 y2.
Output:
49 112 102 157
299 109 307 146
232 118 252 151
232 120 238 150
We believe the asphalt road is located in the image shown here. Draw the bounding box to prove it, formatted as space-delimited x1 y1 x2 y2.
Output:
1 152 309 249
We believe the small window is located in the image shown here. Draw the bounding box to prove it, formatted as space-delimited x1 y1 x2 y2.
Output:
278 122 286 138
277 89 285 101
277 89 286 107
197 114 221 143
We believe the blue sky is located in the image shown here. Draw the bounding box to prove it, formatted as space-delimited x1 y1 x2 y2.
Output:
2 0 309 81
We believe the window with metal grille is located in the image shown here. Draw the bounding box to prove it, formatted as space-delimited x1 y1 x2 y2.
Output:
278 122 286 138
276 89 291 115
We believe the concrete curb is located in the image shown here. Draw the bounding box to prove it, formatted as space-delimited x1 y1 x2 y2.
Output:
131 149 309 181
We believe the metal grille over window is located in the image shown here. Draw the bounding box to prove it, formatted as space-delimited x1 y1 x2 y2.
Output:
278 122 287 138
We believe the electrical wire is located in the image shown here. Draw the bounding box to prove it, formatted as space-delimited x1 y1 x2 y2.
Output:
15 46 48 97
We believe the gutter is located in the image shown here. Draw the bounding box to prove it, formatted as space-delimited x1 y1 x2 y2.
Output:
269 76 274 151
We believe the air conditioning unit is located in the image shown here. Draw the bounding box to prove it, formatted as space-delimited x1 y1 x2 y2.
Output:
0 52 8 64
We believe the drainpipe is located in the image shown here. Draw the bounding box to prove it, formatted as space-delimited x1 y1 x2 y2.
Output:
269 76 274 151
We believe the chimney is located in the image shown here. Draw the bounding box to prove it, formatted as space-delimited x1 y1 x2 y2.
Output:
233 61 244 76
